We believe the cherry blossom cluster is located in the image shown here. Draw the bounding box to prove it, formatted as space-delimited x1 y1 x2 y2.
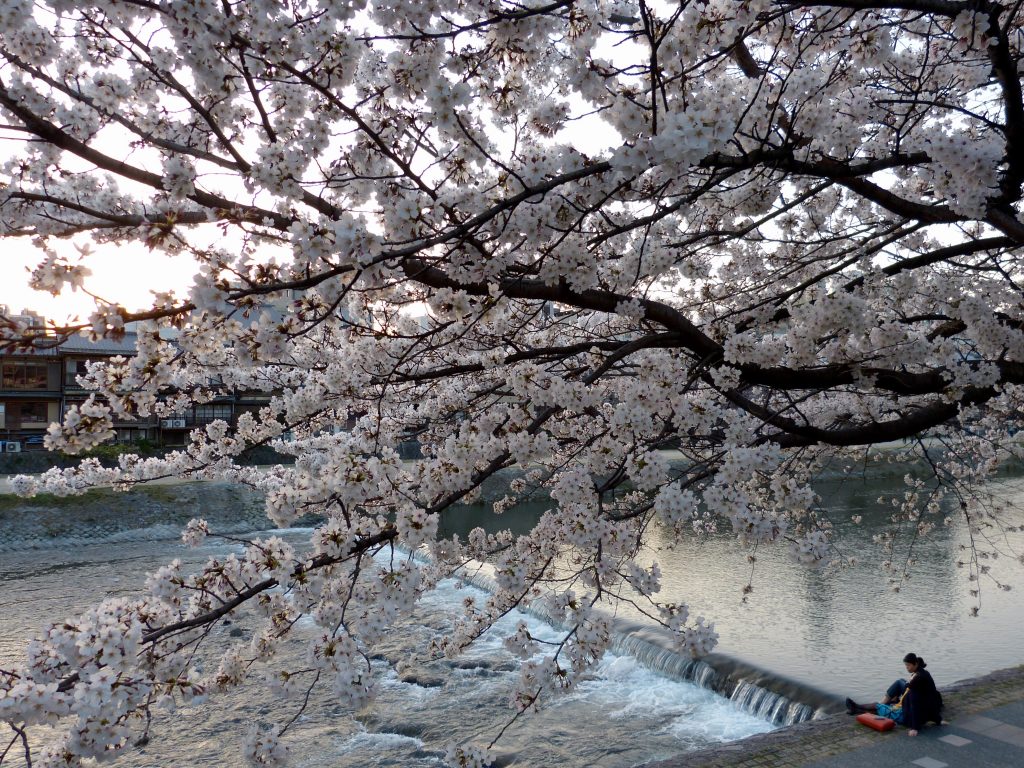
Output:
4 0 1024 765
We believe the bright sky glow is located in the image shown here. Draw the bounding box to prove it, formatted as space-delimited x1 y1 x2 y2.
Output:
3 238 194 323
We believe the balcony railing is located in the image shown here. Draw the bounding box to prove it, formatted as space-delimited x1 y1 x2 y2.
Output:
159 412 234 429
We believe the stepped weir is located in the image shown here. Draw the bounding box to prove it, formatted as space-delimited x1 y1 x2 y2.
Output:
605 621 845 725
457 565 844 726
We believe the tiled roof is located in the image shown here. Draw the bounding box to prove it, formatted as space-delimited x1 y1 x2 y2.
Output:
58 333 139 355
2 335 139 357
0 344 61 357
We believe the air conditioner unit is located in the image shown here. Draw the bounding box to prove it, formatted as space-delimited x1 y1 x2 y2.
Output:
161 419 187 429
5 442 21 453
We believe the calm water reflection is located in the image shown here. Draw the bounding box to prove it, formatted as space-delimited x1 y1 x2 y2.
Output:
443 471 1024 699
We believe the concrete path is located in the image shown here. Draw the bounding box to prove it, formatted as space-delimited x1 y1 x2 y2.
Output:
804 702 1024 768
643 666 1024 768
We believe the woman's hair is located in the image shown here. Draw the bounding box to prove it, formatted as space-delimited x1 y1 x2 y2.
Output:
903 653 927 669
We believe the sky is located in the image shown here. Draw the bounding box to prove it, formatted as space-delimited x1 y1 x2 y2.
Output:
3 239 195 324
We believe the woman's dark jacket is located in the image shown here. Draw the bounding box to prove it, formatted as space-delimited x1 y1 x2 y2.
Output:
904 669 943 730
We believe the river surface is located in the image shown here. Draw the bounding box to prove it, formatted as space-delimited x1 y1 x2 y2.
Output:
0 534 774 767
2 467 1024 765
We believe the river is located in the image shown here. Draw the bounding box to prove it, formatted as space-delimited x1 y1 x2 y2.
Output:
1 466 1023 766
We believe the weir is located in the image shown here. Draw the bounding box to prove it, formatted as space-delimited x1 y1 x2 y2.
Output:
456 564 844 726
604 621 845 725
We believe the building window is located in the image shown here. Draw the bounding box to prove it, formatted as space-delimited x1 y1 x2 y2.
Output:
0 402 5 429
65 359 91 386
20 402 48 424
194 403 233 423
2 361 49 390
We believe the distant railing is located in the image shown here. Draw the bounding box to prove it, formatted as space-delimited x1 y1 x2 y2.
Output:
159 412 234 429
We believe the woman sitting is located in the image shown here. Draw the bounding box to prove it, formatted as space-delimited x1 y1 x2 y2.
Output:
846 652 943 735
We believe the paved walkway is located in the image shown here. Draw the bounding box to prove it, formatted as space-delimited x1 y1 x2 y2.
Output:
644 666 1024 768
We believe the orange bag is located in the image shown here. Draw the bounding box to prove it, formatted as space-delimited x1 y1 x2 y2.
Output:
856 712 896 732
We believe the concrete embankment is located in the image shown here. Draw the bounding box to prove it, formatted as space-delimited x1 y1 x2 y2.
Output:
0 481 270 551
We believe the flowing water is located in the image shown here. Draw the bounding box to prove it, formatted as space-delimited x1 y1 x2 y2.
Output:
2 465 1024 765
0 533 775 767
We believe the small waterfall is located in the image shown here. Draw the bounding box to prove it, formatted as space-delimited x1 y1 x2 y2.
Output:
610 631 717 686
441 561 843 726
457 565 502 595
604 623 834 725
729 681 815 726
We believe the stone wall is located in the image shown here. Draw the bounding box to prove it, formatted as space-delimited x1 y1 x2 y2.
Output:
0 482 274 552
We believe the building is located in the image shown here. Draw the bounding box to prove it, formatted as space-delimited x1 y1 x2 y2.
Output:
0 307 264 451
0 345 63 451
59 334 160 446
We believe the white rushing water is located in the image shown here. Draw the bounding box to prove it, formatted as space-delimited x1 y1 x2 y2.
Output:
0 530 776 768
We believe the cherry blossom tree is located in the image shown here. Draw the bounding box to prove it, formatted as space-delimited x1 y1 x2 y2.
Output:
3 0 1024 765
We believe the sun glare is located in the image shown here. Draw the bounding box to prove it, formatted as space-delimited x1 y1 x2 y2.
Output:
3 239 194 324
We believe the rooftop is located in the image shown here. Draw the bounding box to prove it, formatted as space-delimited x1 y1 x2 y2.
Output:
59 333 139 355
1 333 138 357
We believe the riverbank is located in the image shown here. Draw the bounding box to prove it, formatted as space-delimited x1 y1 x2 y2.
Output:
0 443 292 475
0 481 270 551
644 664 1024 767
